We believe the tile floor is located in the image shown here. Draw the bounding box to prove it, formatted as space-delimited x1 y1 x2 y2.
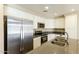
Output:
28 39 79 54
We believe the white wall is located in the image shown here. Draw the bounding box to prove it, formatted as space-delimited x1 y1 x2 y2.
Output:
0 4 4 54
5 6 55 29
54 17 65 28
77 13 79 39
45 19 55 28
4 6 35 20
33 16 46 29
65 14 77 39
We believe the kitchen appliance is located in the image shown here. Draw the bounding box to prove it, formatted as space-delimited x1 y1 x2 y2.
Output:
4 16 33 54
38 23 45 28
41 34 47 44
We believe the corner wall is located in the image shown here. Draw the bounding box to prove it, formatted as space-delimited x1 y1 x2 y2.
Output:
0 4 4 54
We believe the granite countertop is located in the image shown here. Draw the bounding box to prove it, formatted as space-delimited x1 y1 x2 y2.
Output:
33 32 65 38
33 35 41 38
33 28 65 38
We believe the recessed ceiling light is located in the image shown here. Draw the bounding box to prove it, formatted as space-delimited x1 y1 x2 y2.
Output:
71 9 75 11
44 6 49 10
43 6 49 12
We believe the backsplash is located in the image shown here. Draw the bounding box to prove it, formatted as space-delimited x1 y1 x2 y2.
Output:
34 28 65 32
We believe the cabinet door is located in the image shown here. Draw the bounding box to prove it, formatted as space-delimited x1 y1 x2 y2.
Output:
65 14 77 39
33 37 41 49
48 34 56 41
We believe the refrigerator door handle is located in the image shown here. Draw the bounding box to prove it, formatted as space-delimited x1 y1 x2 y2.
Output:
20 21 24 53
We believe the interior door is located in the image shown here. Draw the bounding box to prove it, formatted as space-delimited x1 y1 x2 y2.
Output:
7 17 21 54
22 20 33 53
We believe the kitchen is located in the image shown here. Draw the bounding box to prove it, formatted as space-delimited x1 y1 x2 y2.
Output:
0 4 79 54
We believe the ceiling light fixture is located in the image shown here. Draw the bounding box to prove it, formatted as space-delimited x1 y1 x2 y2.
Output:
71 9 75 12
45 6 49 10
43 6 49 12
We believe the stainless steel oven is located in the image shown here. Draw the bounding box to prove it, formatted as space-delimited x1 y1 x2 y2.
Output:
41 35 47 44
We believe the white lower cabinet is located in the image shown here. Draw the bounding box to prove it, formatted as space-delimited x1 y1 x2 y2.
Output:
48 34 56 41
33 37 41 49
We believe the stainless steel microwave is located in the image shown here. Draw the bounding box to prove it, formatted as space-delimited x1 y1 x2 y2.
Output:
38 23 45 28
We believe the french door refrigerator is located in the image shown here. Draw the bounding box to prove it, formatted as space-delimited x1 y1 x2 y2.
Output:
4 16 33 54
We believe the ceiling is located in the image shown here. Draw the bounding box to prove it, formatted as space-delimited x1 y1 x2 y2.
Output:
9 4 79 19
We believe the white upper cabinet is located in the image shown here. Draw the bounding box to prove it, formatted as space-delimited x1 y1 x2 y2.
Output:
65 14 77 39
54 17 65 28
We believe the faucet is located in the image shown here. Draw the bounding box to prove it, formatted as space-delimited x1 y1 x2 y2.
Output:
65 32 69 45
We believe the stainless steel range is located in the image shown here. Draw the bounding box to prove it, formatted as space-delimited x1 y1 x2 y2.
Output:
41 35 47 44
34 30 47 44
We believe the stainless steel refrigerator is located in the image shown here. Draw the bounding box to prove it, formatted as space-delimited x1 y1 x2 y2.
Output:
4 16 33 54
